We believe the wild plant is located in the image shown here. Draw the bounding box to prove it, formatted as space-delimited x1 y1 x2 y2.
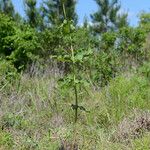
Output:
54 2 92 123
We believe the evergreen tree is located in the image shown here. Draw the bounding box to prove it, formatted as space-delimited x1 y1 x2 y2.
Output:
42 0 78 26
116 13 128 29
83 16 88 28
38 4 46 30
64 0 78 24
91 0 128 34
139 12 150 31
0 0 15 17
0 0 22 22
24 0 38 28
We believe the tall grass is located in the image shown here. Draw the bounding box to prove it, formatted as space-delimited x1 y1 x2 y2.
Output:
0 65 150 149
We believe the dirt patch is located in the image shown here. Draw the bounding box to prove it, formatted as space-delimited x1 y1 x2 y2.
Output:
51 114 64 128
113 109 150 143
59 140 78 150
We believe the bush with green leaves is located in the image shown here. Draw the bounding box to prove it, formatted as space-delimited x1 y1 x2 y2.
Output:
9 26 40 70
88 31 120 86
39 25 95 69
0 13 16 56
0 13 40 70
55 20 93 123
1 113 29 130
139 12 150 32
138 62 150 79
100 31 117 51
117 27 146 65
91 27 147 86
0 59 18 88
91 50 120 87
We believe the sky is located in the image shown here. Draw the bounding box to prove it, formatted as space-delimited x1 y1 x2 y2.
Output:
12 0 150 26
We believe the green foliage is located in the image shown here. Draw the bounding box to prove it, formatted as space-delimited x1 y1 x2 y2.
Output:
0 59 18 89
116 13 128 29
0 13 16 56
0 0 15 17
9 26 40 70
117 27 146 64
91 51 120 86
92 27 147 78
138 62 150 79
100 31 117 50
89 31 120 86
38 28 61 57
118 27 146 54
103 75 150 123
24 0 38 28
0 13 41 70
1 113 28 130
42 0 78 26
91 0 128 34
39 23 94 60
139 12 150 32
0 65 150 149
0 1 150 149
132 133 150 150
56 20 93 122
0 0 22 22
0 130 13 149
63 0 78 25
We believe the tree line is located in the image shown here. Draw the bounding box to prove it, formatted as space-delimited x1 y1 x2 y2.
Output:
0 0 128 30
0 0 150 86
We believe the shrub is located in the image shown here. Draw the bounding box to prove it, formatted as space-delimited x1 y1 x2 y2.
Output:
9 26 40 70
0 59 18 88
90 50 121 87
138 62 150 78
117 27 146 65
0 13 16 56
1 113 28 130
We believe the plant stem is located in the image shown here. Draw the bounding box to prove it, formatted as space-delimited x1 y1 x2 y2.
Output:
62 2 67 19
74 84 78 123
70 38 78 123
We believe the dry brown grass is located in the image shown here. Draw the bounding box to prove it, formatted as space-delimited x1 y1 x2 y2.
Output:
114 109 150 143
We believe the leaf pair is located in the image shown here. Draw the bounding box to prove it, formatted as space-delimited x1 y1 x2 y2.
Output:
71 104 89 113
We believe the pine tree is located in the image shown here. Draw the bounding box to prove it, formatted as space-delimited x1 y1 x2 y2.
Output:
24 0 38 28
64 0 78 24
38 4 46 30
0 0 22 22
139 12 150 31
91 0 128 34
0 0 15 17
42 0 78 26
83 16 88 28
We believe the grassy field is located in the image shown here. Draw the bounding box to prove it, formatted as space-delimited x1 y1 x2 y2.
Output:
0 67 150 150
0 0 150 149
